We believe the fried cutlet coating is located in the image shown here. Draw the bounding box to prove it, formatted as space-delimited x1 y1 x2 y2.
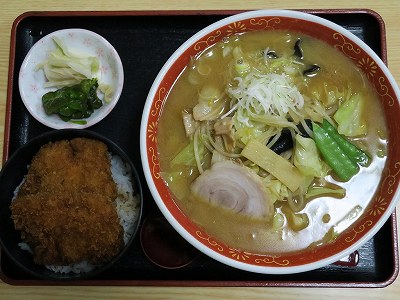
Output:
11 138 123 265
12 191 123 265
19 138 116 200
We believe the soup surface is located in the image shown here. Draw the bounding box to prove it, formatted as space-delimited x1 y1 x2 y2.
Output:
157 30 387 254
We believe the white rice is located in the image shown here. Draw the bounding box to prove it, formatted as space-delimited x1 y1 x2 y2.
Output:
110 154 140 246
15 153 141 274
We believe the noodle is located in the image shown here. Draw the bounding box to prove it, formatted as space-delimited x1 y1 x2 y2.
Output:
193 127 204 174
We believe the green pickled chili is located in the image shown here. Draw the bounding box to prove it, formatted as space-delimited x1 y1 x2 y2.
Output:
42 78 102 122
322 119 370 167
312 122 359 181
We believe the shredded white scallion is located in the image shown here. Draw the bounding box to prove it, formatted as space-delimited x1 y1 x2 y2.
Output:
227 72 305 126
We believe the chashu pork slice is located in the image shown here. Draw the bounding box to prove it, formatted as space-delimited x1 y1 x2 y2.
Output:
191 161 273 219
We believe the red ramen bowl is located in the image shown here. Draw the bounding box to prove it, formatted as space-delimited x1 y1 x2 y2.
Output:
140 10 400 274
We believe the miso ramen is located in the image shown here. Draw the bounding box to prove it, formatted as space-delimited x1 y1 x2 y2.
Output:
157 30 387 254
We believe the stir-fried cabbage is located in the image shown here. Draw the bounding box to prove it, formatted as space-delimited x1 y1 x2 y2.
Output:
293 135 330 178
192 85 227 121
333 93 367 137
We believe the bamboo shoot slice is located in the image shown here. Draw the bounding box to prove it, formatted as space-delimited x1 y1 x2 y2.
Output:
241 139 303 192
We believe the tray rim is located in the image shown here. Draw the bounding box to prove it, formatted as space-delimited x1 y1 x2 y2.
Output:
1 8 398 288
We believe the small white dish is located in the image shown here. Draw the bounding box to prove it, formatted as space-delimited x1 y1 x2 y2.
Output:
18 28 124 129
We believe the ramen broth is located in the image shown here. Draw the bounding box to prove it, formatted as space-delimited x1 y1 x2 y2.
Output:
157 30 387 254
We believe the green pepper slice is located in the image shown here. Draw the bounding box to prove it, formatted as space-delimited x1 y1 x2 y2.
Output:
313 122 359 181
322 119 370 167
42 78 102 122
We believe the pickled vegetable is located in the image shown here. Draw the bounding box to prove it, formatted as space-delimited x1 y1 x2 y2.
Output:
42 78 102 123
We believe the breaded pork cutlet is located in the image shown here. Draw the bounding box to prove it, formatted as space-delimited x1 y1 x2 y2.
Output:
11 138 123 266
18 138 116 199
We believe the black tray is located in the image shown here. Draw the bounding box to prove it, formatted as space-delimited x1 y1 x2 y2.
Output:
1 9 398 287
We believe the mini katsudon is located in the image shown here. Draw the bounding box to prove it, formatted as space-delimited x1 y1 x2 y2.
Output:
11 138 123 269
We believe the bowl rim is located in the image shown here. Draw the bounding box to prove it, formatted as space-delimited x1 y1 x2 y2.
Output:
140 9 400 274
18 28 124 129
0 129 143 280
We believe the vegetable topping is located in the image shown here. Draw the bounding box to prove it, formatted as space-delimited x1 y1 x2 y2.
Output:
169 34 377 226
312 120 369 181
